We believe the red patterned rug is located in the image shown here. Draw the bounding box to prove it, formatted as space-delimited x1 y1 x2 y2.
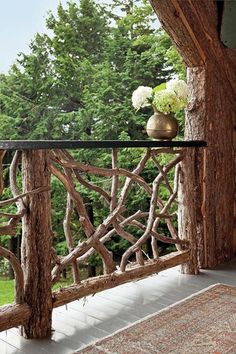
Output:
77 284 236 354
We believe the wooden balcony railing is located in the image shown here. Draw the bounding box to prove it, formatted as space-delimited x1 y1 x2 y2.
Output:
0 140 206 338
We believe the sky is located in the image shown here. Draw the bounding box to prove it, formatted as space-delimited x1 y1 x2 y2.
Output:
0 0 68 73
0 1 159 74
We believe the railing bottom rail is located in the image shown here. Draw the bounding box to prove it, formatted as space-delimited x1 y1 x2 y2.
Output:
53 250 189 308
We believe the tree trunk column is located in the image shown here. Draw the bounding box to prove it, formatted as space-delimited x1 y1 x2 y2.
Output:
178 67 206 274
21 149 52 339
150 0 236 271
178 148 204 274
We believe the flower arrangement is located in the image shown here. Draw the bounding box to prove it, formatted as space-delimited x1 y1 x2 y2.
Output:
132 79 188 115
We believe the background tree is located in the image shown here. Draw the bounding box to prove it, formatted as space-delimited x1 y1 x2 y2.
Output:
0 0 185 278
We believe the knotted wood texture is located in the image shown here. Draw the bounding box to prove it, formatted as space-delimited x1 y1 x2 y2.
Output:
53 250 189 307
50 148 188 291
0 304 31 332
21 150 53 339
0 150 53 336
0 146 197 335
150 0 236 270
49 147 193 308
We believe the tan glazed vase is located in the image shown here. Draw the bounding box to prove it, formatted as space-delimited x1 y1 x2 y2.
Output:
146 111 179 140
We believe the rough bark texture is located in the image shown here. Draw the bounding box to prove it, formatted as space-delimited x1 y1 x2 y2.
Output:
178 149 203 274
0 303 31 332
151 0 236 271
53 250 189 308
51 148 184 283
21 150 53 338
178 68 205 273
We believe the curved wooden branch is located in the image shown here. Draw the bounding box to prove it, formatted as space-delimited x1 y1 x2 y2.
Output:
109 148 144 265
51 151 152 196
58 150 111 204
153 164 181 231
151 153 173 194
77 210 144 262
51 163 115 275
55 149 150 274
117 149 151 206
62 149 151 207
0 246 24 304
50 164 94 236
0 186 50 207
9 151 22 198
51 205 125 282
93 240 115 275
120 165 165 271
63 194 80 284
120 154 183 271
58 166 184 271
113 221 144 265
74 170 111 204
127 218 186 246
77 211 152 265
151 235 159 258
51 147 186 283
56 150 152 237
0 211 25 219
7 151 27 230
152 153 184 254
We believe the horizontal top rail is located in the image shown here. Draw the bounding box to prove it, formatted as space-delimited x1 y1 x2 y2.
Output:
0 140 206 150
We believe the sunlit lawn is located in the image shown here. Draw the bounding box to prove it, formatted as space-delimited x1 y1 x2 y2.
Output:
0 278 14 305
0 277 73 306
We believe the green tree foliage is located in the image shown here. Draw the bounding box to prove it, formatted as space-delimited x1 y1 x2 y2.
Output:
0 0 184 140
0 0 185 275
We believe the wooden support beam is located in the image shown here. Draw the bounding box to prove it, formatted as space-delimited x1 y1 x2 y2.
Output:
21 150 53 339
151 0 236 270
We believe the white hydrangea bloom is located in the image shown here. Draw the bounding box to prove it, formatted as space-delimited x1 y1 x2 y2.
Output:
166 79 188 100
132 86 152 110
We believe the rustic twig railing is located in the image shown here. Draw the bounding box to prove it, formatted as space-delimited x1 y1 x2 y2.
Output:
0 140 206 339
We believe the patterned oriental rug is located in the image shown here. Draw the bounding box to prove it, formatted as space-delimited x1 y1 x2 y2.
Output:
77 284 236 354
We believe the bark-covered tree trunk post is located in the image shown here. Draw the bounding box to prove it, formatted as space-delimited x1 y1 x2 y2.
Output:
150 0 236 272
21 150 53 338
